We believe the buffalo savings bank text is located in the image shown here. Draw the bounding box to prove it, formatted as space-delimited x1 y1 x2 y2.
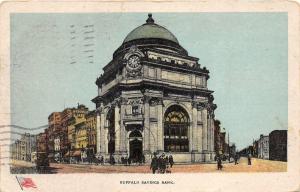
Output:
120 180 175 185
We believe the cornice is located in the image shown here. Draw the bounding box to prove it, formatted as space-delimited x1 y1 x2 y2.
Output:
145 47 198 62
144 59 209 77
97 80 213 101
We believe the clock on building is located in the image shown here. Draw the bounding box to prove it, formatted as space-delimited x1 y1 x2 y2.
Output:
124 46 144 78
128 55 140 69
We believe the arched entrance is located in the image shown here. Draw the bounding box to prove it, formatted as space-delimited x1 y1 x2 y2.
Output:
129 130 143 163
164 105 190 152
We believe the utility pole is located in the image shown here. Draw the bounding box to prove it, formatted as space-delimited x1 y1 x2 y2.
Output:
228 132 230 163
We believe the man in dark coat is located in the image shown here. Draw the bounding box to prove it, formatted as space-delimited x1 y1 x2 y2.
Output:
169 155 174 168
217 155 223 170
109 154 115 165
160 153 167 173
247 153 252 165
150 153 158 174
234 154 239 165
128 156 131 166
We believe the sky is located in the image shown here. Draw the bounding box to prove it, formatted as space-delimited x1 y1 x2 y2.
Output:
11 13 287 150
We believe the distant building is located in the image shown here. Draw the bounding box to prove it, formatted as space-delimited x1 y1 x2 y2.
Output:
219 131 227 155
10 133 36 162
65 105 88 161
258 134 269 159
47 112 62 161
252 140 258 158
269 130 287 161
214 120 221 155
229 143 236 158
63 108 75 158
54 137 61 161
86 110 97 157
75 121 88 149
10 140 20 160
37 132 47 153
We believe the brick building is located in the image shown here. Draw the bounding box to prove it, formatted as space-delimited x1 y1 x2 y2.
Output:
269 130 287 161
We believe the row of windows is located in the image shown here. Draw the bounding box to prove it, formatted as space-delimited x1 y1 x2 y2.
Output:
164 139 189 152
164 124 188 138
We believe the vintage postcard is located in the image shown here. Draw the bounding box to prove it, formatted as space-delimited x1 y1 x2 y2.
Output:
0 0 299 192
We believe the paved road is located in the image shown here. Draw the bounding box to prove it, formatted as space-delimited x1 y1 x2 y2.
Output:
45 157 286 174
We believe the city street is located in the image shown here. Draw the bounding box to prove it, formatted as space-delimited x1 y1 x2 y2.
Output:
14 157 285 174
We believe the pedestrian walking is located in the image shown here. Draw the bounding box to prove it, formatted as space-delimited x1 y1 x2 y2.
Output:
150 153 158 174
128 156 131 166
247 153 252 165
169 155 174 168
217 155 223 170
142 154 145 164
100 155 104 165
160 153 167 173
234 154 239 165
109 154 115 165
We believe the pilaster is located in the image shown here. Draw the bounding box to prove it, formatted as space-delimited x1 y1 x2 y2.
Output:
192 101 198 152
202 105 208 151
100 105 106 154
157 98 163 152
120 98 127 154
114 102 121 154
96 109 101 153
143 96 151 153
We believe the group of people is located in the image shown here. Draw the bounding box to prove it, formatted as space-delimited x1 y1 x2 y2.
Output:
216 153 252 170
94 154 148 165
120 155 145 165
150 153 174 174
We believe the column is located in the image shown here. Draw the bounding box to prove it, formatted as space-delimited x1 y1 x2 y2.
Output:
202 108 208 151
197 107 203 152
114 103 120 153
192 102 198 152
100 106 106 154
207 114 211 152
120 100 127 154
210 117 215 152
143 96 150 153
157 99 163 152
96 109 101 154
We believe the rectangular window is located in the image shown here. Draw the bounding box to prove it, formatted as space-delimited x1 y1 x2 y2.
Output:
132 106 139 115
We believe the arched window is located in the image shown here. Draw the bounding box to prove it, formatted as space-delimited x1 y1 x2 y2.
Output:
164 105 189 152
129 130 142 138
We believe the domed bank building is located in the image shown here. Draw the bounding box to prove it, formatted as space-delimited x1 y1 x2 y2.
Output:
92 14 217 163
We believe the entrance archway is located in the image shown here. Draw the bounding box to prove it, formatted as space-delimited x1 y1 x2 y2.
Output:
129 130 143 163
164 105 190 152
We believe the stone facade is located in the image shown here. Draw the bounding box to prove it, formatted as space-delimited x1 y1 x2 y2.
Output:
258 134 269 159
10 133 36 161
92 14 217 163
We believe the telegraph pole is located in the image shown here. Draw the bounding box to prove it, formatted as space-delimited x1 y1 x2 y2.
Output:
228 132 230 163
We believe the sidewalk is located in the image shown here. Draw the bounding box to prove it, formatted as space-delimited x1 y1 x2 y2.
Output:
11 159 35 167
